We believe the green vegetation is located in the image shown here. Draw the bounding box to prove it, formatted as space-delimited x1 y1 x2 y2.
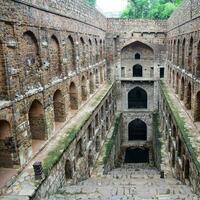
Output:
153 111 162 168
103 113 122 164
85 0 96 6
121 0 183 20
43 84 113 176
43 113 90 176
160 81 200 172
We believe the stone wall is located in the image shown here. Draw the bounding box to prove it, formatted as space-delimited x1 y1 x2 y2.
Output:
0 0 107 170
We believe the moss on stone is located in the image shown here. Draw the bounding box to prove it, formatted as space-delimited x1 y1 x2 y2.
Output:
160 81 200 171
153 111 162 168
103 113 122 165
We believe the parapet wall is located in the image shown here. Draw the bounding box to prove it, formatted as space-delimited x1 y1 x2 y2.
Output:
6 0 107 31
168 0 200 31
107 19 167 34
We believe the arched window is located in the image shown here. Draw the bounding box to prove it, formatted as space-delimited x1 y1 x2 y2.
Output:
188 37 193 72
133 64 142 77
182 38 185 67
53 90 66 125
50 35 61 77
81 76 87 101
128 87 147 109
89 39 92 65
185 82 191 110
68 36 76 72
89 72 94 94
173 40 176 63
22 31 40 87
29 100 46 140
180 77 185 100
80 37 85 68
135 53 140 60
128 119 147 140
177 40 180 66
69 82 78 110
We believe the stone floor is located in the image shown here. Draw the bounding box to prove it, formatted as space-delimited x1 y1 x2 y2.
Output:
48 164 199 200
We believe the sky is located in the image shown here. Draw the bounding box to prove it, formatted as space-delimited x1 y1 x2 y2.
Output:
96 0 128 13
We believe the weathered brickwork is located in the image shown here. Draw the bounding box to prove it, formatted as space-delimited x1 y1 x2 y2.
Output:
0 0 200 199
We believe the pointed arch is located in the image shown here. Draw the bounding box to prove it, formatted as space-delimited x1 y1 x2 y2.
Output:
180 77 185 100
89 39 92 65
50 35 61 77
53 90 66 124
68 35 76 72
182 38 186 67
69 82 78 110
89 72 94 94
188 37 193 72
80 37 85 68
22 31 40 86
135 53 140 60
29 100 46 140
177 40 180 65
128 119 147 140
128 87 147 109
81 75 87 101
185 82 192 110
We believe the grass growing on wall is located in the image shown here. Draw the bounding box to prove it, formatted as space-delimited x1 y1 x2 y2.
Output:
103 113 122 165
160 81 200 172
153 111 162 168
42 84 114 176
43 113 90 176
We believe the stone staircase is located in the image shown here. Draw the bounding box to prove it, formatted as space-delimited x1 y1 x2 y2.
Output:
48 164 199 200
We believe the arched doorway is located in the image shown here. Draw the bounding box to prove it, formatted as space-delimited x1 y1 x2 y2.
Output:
128 87 147 109
128 119 147 140
89 72 94 94
53 90 66 126
125 148 149 163
0 120 13 167
185 82 191 110
69 82 78 110
180 77 185 100
133 64 142 77
29 100 46 153
176 73 180 94
81 76 87 101
95 69 99 88
65 160 73 180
